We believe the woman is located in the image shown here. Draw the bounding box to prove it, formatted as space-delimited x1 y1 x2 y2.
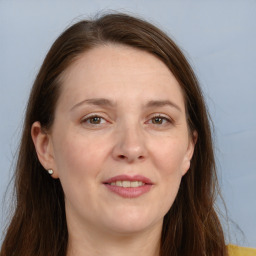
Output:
0 12 252 256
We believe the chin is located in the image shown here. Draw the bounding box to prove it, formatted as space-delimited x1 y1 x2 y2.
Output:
102 210 163 235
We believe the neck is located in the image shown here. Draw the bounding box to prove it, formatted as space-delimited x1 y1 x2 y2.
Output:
66 219 162 256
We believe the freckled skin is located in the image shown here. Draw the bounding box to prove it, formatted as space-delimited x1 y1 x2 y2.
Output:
33 44 196 255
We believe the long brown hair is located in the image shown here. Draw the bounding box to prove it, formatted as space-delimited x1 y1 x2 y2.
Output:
0 13 227 256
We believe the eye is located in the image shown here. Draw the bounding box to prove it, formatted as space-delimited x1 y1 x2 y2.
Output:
81 115 107 125
151 116 168 125
147 114 172 126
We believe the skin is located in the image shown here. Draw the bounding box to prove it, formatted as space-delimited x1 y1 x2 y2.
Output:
32 44 197 256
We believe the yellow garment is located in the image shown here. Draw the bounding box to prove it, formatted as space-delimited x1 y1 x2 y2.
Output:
228 244 256 256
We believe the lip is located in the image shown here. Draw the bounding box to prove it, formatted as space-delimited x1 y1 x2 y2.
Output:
103 175 153 184
103 175 153 198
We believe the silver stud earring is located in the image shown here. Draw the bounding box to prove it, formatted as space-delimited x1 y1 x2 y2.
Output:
48 169 53 175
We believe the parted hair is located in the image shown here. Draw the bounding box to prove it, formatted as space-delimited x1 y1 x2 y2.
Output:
0 13 227 256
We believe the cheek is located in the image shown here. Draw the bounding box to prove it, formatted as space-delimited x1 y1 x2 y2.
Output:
52 132 106 181
52 134 107 208
151 137 188 175
148 137 188 213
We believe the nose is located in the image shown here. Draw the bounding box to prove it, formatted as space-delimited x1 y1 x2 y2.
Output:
112 123 147 163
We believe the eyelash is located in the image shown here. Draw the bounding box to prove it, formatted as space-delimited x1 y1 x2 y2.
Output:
81 114 108 125
81 113 173 127
147 114 173 126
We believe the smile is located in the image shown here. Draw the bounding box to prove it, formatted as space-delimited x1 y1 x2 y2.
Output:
103 175 153 198
108 181 145 187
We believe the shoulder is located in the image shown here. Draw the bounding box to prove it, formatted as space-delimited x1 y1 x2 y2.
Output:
227 244 256 256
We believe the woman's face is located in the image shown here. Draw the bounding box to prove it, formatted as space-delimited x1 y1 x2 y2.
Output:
35 45 196 236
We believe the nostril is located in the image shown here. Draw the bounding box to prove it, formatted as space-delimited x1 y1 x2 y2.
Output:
118 155 144 159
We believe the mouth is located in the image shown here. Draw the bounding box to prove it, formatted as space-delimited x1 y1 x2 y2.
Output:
106 180 146 187
103 175 153 198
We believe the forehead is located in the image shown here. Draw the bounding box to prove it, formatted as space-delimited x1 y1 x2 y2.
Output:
62 44 173 78
57 44 185 110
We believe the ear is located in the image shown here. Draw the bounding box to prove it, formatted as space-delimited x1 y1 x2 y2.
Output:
182 130 198 176
31 121 59 178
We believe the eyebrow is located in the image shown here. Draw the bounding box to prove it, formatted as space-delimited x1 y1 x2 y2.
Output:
145 100 182 112
70 98 115 111
70 98 181 112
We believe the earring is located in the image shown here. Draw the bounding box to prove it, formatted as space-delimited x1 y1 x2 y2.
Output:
48 169 53 175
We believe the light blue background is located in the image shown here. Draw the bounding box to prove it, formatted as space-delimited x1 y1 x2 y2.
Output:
1 0 255 247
